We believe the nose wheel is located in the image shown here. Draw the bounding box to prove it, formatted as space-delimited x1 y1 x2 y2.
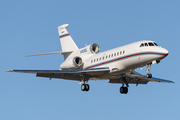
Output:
146 73 152 78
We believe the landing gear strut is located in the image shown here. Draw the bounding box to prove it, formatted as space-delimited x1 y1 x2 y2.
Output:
146 63 152 78
120 77 129 94
80 75 90 92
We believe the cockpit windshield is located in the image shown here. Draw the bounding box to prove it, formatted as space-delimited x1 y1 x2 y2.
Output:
153 42 159 46
140 43 144 47
148 42 154 46
140 42 159 47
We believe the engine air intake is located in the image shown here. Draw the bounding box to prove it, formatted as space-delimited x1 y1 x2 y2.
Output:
90 43 100 54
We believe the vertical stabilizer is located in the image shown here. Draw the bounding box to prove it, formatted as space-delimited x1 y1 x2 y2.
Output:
58 24 78 52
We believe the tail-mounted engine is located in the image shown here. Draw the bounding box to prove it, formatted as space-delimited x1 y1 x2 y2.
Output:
60 43 100 69
60 56 83 70
90 43 100 54
80 43 100 54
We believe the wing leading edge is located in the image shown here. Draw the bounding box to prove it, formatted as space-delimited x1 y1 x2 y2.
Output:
6 67 110 81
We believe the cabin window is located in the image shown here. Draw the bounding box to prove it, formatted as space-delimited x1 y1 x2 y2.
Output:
111 54 113 57
91 60 93 63
109 55 110 58
103 57 104 60
99 57 101 61
94 59 96 62
117 52 119 56
120 51 122 55
97 58 98 62
106 56 108 59
145 43 148 46
123 50 125 54
114 53 116 57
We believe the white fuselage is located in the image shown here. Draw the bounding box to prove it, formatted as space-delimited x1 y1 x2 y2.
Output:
80 40 168 74
60 40 168 78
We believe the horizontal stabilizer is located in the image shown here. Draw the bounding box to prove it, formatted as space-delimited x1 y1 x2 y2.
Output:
25 51 73 57
58 24 69 30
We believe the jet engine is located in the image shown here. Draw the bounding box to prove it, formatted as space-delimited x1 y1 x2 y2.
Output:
60 56 83 69
79 43 100 55
90 43 100 54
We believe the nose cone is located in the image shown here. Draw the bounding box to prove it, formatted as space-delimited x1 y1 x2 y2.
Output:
158 47 169 59
162 47 169 56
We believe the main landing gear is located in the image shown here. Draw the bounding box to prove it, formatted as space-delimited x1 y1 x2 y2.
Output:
80 75 90 92
120 77 129 94
146 63 152 78
81 84 90 91
120 86 128 94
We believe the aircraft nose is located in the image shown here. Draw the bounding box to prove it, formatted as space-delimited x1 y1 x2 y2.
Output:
162 47 169 56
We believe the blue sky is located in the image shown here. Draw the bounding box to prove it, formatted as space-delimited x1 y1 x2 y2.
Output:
1 0 180 120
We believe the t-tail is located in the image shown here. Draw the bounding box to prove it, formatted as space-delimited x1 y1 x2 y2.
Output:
58 24 78 51
58 24 79 60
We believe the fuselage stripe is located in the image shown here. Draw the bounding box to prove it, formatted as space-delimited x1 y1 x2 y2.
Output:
85 52 167 69
60 34 70 38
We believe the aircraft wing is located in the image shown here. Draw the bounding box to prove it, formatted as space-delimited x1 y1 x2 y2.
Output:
129 71 174 83
109 71 174 85
6 68 110 81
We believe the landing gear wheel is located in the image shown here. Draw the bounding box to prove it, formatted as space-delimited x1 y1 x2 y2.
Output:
123 87 128 94
146 74 152 78
120 87 128 94
85 84 90 91
120 87 124 94
81 84 90 91
81 84 86 91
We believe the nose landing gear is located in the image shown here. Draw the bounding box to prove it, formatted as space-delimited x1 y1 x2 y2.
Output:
146 73 152 78
146 63 152 78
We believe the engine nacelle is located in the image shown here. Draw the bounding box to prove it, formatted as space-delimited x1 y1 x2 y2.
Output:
60 56 83 69
80 43 100 54
90 43 100 54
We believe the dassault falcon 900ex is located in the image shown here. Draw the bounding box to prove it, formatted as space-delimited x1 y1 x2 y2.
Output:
6 24 174 94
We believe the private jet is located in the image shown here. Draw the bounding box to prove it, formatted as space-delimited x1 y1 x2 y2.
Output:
6 24 174 94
